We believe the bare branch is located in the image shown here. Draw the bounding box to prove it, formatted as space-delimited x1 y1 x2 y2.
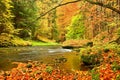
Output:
36 0 120 20
36 0 81 20
86 0 120 14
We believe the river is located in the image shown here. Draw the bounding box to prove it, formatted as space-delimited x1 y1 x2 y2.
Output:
0 46 80 71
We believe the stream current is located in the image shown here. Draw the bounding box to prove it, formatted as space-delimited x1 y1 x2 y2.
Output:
0 46 80 71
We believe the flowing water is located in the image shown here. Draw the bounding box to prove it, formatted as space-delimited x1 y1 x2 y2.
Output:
0 46 80 71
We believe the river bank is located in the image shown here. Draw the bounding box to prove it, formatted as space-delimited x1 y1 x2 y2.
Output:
0 40 120 79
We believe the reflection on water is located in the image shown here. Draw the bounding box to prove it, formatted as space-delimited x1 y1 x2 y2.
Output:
0 46 80 71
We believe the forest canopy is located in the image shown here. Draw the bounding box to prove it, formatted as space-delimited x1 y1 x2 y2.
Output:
0 0 120 80
0 0 120 46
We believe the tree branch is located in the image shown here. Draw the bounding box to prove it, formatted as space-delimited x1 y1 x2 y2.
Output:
85 0 120 14
36 0 81 20
36 0 120 20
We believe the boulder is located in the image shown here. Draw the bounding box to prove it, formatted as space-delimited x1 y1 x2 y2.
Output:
62 39 92 49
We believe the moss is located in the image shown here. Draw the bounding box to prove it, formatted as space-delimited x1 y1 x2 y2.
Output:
80 47 103 67
31 40 59 46
12 37 31 46
81 53 101 65
0 33 31 47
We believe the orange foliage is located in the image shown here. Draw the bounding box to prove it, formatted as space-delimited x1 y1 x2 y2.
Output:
57 2 79 27
99 64 120 80
1 50 120 80
0 62 92 80
57 2 80 41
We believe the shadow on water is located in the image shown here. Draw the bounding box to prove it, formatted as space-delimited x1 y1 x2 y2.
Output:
0 46 80 71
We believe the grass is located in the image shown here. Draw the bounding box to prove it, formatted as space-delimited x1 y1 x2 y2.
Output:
31 40 60 46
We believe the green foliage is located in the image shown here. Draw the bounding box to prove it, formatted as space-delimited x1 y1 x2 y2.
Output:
45 66 53 74
90 69 100 80
18 29 31 39
51 10 59 41
80 47 103 66
103 43 120 55
0 33 14 47
0 33 31 47
117 27 120 36
112 61 120 71
0 0 14 34
11 36 31 46
12 0 39 38
81 53 101 66
80 48 92 55
116 74 120 80
66 13 85 39
31 40 59 46
35 0 59 41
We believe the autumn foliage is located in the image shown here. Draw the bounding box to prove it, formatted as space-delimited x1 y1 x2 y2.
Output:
0 48 120 80
0 0 120 80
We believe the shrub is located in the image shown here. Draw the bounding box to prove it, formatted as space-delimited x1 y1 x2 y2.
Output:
80 48 92 55
81 53 101 66
12 0 39 38
90 69 100 80
45 66 53 74
103 43 120 55
103 43 119 51
18 29 31 39
80 47 103 67
112 61 120 71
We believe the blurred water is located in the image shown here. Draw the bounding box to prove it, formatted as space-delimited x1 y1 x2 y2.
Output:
0 46 79 71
